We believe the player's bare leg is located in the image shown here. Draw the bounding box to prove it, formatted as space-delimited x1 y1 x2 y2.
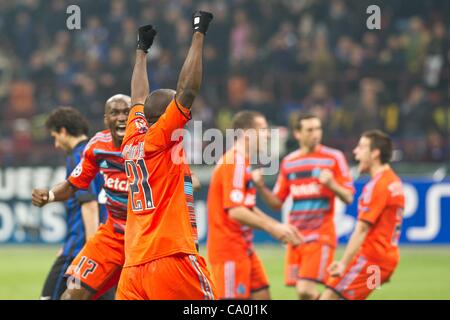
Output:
250 288 271 300
296 279 320 300
319 288 340 300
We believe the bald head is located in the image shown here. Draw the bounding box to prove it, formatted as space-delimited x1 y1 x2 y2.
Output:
105 94 131 113
144 89 176 124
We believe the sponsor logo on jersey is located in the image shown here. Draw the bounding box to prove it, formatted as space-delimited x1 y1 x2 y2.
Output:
104 175 129 192
290 182 322 197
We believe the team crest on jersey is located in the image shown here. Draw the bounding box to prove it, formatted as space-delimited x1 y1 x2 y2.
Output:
237 283 246 295
135 118 148 133
71 162 83 177
230 189 244 203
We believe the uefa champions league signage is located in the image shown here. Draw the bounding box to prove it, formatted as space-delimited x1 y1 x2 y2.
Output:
0 167 449 244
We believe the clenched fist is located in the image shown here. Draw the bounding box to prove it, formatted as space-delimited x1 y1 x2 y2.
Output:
327 260 346 277
192 11 213 34
270 223 303 247
137 25 157 53
32 188 50 207
318 168 334 187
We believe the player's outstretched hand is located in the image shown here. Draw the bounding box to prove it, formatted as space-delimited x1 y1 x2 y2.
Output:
251 168 265 189
271 223 303 246
328 260 345 277
32 188 50 207
137 25 157 53
192 10 213 34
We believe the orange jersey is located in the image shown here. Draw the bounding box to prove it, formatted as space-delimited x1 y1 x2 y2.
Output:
358 168 405 267
121 99 198 267
68 130 128 231
207 147 257 264
273 145 354 247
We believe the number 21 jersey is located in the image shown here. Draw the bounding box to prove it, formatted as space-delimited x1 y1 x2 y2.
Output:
121 100 198 267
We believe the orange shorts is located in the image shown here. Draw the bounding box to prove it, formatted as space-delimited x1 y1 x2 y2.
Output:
116 253 216 300
325 254 397 300
210 253 269 299
65 220 125 298
285 241 334 286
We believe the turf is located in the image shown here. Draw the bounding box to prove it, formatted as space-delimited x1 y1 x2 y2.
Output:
0 245 449 300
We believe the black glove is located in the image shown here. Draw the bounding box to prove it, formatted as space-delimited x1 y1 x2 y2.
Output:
137 25 157 53
192 11 213 35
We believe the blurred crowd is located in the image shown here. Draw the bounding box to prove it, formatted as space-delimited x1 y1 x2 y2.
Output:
0 0 449 165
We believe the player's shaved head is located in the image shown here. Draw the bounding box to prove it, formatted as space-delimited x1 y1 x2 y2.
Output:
105 94 131 112
144 89 176 124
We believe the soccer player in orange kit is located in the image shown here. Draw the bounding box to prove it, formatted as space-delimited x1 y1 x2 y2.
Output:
251 114 355 299
207 111 303 300
321 130 405 300
32 95 131 300
116 11 216 300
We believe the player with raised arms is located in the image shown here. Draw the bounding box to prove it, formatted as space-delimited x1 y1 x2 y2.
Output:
116 11 216 300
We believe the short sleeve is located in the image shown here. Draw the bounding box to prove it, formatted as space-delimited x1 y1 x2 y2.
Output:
74 186 97 205
273 163 290 202
68 141 100 190
333 151 355 194
358 180 388 224
222 159 247 210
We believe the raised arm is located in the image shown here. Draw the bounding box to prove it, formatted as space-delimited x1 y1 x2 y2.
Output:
175 11 213 108
131 25 157 106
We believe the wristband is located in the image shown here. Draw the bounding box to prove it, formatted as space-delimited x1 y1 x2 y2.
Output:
48 190 55 203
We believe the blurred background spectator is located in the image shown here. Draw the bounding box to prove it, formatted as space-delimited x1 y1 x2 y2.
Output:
0 0 449 165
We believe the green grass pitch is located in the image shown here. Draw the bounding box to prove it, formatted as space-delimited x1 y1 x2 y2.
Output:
0 245 449 300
